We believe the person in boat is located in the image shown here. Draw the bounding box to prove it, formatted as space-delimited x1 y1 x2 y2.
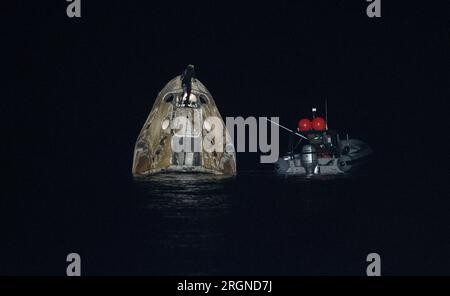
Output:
181 64 196 106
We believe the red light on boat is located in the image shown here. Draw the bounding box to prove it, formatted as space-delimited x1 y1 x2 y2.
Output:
312 117 326 131
297 118 312 132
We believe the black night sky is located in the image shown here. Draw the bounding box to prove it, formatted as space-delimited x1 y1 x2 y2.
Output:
3 1 449 275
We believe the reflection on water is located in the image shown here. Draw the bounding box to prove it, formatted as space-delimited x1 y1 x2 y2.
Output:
118 168 434 275
136 173 232 212
130 171 370 275
132 173 235 275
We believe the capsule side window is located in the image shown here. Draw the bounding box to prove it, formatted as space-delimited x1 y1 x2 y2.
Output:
199 95 208 105
164 94 174 103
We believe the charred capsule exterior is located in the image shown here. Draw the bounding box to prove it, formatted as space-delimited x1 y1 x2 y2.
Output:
132 76 236 176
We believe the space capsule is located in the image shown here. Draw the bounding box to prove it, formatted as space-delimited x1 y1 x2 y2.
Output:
132 67 236 177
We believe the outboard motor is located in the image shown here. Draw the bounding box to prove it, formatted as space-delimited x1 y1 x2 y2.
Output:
338 155 352 172
300 144 318 175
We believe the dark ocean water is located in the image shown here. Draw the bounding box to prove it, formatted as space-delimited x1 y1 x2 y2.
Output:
2 166 447 275
5 0 448 276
